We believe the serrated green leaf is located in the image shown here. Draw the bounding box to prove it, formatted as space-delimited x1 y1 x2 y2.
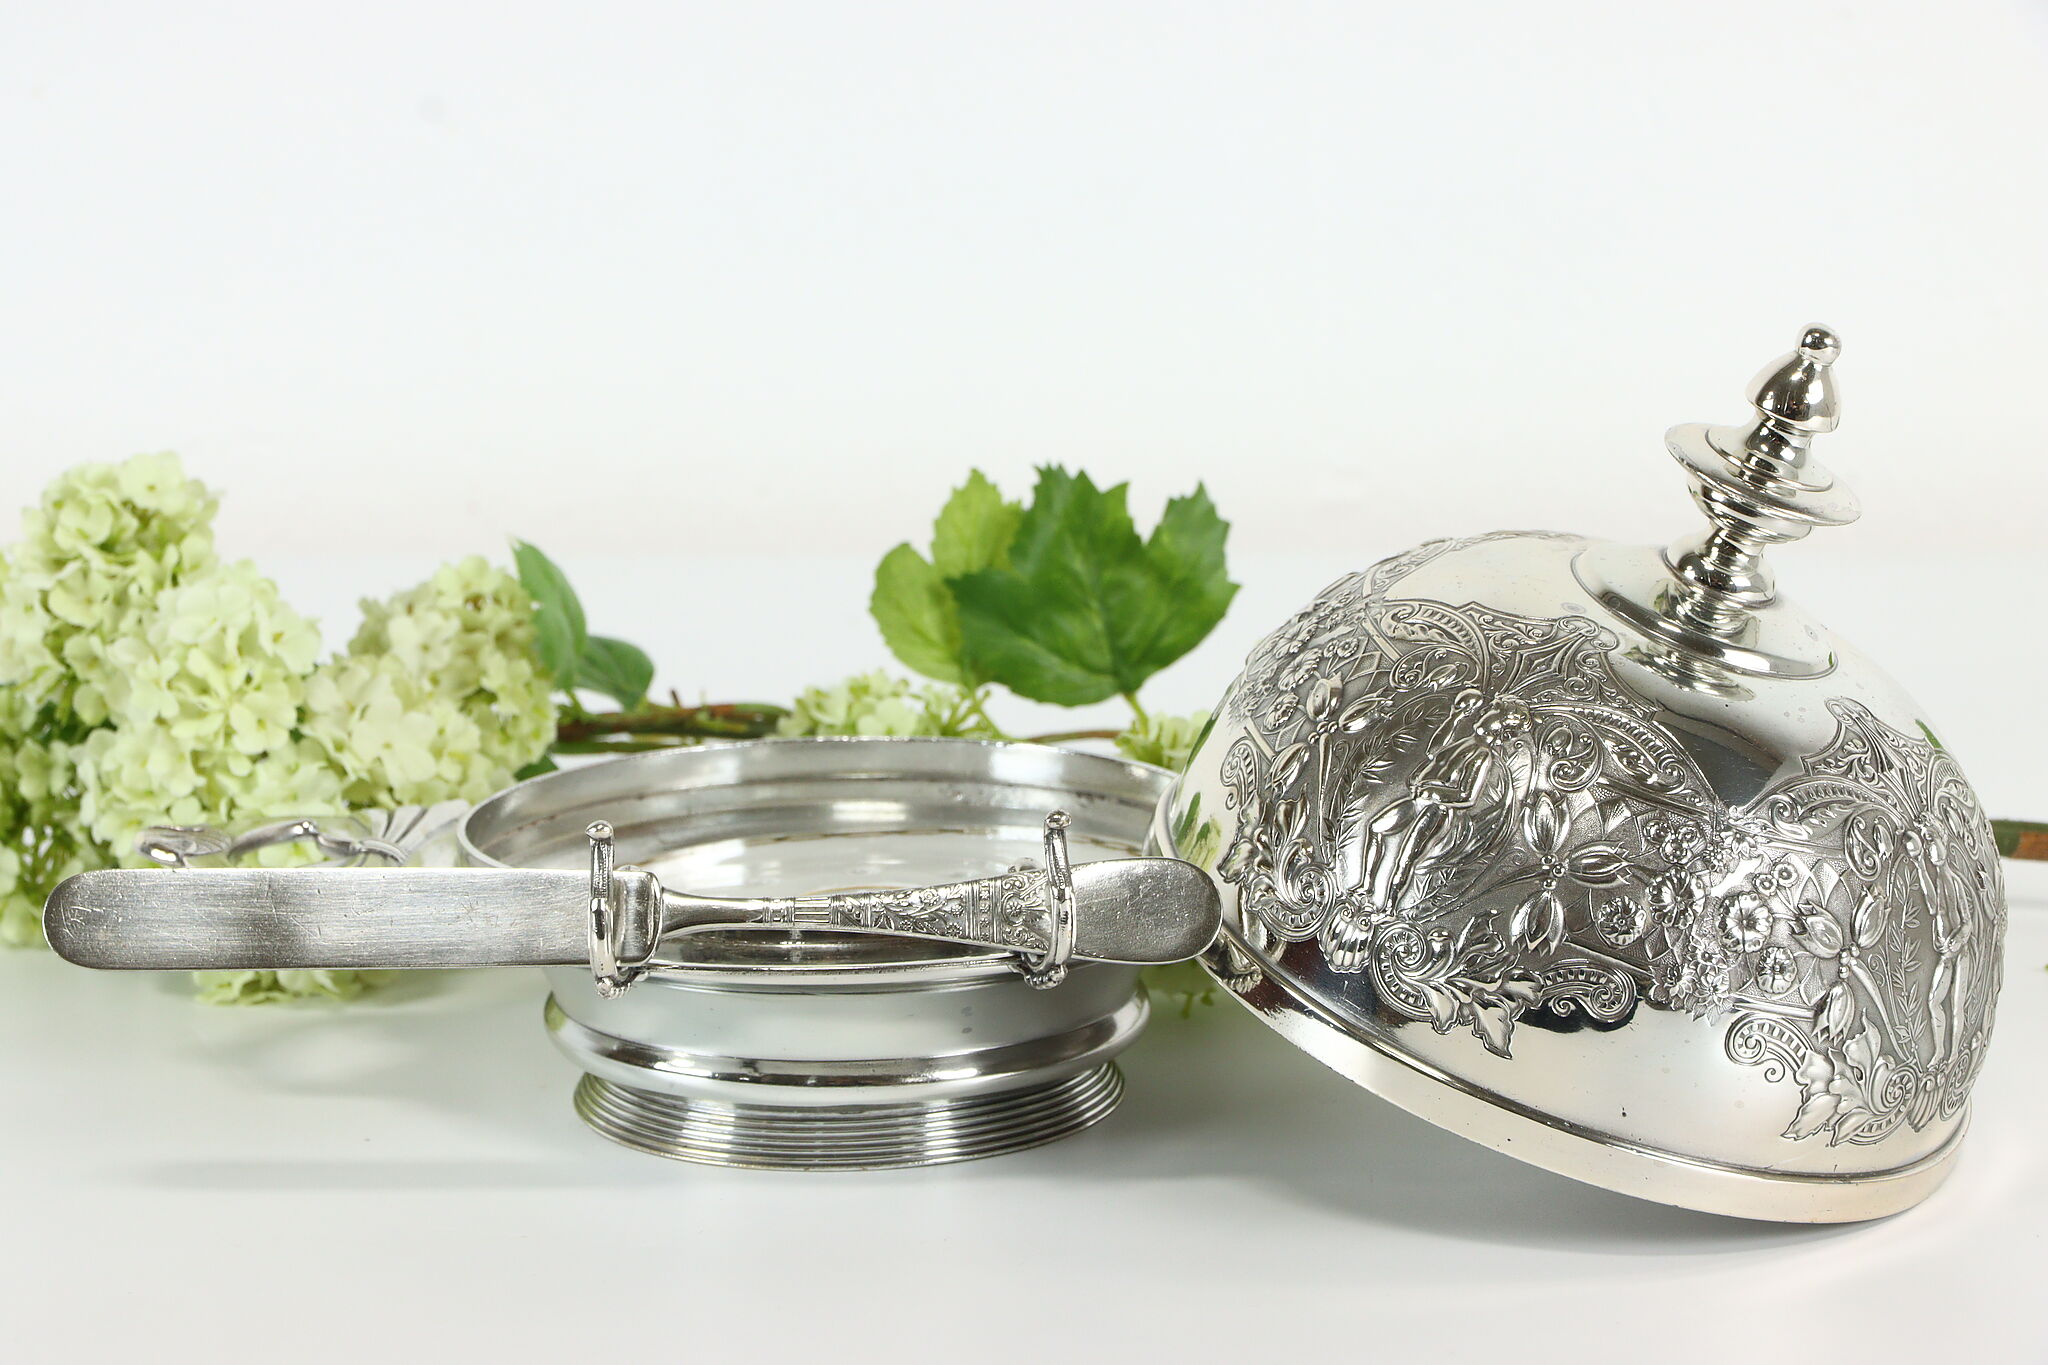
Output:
1135 485 1235 669
576 635 655 710
950 468 1238 705
870 470 1019 684
870 543 967 684
512 540 588 691
930 470 1023 578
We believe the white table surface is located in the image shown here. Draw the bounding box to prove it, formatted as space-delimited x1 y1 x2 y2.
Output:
3 550 2043 1363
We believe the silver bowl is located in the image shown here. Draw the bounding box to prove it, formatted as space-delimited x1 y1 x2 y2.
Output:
461 737 1171 1170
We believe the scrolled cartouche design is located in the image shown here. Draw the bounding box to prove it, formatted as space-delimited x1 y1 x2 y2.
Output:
1718 702 2004 1144
1213 536 2004 1146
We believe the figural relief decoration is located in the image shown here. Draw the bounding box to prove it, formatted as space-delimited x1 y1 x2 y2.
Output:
1213 537 2005 1146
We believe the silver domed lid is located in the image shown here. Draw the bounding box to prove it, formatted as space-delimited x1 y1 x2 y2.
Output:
1160 329 2007 1223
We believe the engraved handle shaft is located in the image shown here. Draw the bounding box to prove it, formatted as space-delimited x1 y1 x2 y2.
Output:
661 858 1216 965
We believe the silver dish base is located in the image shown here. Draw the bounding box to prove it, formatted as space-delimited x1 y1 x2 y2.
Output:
542 972 1150 1171
571 1064 1126 1170
467 739 1173 1171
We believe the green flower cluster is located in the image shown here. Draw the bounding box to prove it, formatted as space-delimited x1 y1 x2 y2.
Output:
0 455 556 1001
303 556 556 808
1113 709 1212 772
777 671 996 739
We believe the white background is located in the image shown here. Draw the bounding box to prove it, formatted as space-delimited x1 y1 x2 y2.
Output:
3 6 2047 1360
3 1 2045 564
5 0 2046 795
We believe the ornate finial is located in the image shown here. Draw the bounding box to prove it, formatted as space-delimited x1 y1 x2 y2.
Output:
1656 326 1860 647
1743 324 1841 440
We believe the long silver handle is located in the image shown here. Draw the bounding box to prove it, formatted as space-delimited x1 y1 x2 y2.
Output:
44 815 1220 994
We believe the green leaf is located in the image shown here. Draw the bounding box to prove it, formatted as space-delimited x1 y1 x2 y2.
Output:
576 635 655 710
870 471 1021 685
512 540 588 692
870 544 967 685
950 468 1238 705
1140 485 1236 671
929 470 1023 578
513 755 559 781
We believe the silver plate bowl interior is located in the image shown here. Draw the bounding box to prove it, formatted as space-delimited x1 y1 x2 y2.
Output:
460 737 1171 1170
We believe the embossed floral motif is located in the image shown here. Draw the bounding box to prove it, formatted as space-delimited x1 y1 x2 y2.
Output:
1721 701 2006 1144
1754 944 1797 994
1595 896 1648 946
1723 893 1773 953
1215 577 1703 1058
1784 1025 1894 1143
1207 543 2004 1148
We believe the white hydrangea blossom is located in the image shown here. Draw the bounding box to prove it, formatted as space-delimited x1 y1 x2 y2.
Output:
778 671 994 739
73 561 337 854
0 455 558 995
1114 709 1211 772
302 556 556 808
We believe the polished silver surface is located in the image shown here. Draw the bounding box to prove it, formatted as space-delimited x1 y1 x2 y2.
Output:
1580 325 1858 679
1163 330 2006 1222
46 865 656 970
466 738 1182 1169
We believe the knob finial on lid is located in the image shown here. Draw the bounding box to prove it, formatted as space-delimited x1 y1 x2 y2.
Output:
1655 326 1861 650
1745 325 1842 436
1571 327 1865 679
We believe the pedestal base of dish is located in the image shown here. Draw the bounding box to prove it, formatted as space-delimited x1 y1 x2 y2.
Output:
545 966 1150 1170
569 1064 1127 1170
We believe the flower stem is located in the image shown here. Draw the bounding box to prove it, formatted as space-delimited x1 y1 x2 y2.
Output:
553 701 789 745
1122 692 1150 726
962 687 1007 738
1992 818 2048 861
1023 728 1121 745
549 738 694 755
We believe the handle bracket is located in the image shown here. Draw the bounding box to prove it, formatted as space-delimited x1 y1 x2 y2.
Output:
1013 811 1078 989
585 822 658 997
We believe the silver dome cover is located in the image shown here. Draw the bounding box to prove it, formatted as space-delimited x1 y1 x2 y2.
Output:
1158 330 2006 1222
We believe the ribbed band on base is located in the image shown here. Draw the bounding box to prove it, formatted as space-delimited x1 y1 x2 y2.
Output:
572 1064 1124 1171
